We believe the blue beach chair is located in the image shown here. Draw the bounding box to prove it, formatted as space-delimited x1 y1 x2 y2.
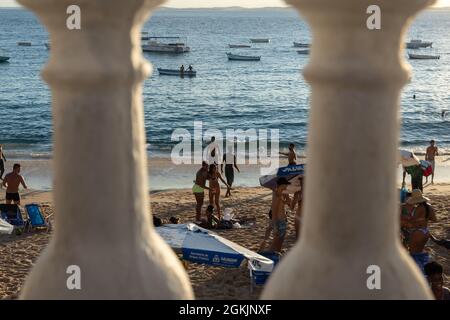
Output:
0 204 26 231
24 203 51 231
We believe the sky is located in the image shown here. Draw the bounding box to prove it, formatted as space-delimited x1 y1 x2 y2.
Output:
1 0 450 8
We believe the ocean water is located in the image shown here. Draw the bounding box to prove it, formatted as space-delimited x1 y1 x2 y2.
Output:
0 7 450 161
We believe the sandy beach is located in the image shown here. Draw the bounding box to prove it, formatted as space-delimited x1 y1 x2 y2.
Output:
0 183 448 300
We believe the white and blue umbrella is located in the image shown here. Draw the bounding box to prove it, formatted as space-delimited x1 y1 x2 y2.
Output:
156 223 273 272
259 164 305 192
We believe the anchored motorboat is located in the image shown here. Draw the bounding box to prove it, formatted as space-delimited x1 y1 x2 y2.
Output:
226 52 261 61
408 53 440 60
142 37 190 53
157 68 196 77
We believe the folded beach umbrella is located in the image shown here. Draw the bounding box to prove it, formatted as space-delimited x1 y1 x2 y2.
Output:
259 164 305 191
156 223 274 272
399 149 420 167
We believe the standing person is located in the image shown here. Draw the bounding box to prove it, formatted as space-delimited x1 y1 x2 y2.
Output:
221 146 240 198
290 177 304 239
188 64 193 72
2 163 28 205
279 143 297 165
269 177 291 253
192 161 211 223
207 164 229 220
424 262 450 300
425 140 438 184
180 64 185 74
402 164 424 192
205 136 220 165
0 145 6 180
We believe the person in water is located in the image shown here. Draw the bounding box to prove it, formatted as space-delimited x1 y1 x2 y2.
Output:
280 143 297 165
400 189 437 272
192 161 211 223
221 146 240 198
2 163 28 205
207 164 229 220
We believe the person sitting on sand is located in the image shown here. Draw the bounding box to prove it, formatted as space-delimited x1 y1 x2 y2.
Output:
0 145 6 181
269 177 291 253
207 164 230 220
290 177 304 240
2 163 28 205
400 189 437 272
425 140 438 184
192 161 211 223
221 146 240 198
279 143 297 165
424 261 450 300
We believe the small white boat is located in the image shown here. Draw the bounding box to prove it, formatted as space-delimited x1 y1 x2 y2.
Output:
408 53 440 60
297 49 310 55
142 37 190 54
226 52 261 61
229 44 251 48
293 42 310 48
406 39 433 49
250 38 270 43
0 56 10 63
157 68 196 77
18 41 32 46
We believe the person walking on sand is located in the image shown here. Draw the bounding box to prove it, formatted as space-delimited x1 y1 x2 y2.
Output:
221 146 240 198
206 136 220 165
269 177 291 253
207 164 229 220
2 163 28 205
279 143 297 165
0 145 6 180
192 161 211 223
425 140 438 184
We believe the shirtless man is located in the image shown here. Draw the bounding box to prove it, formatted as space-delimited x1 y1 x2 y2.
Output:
2 163 28 205
269 177 291 252
192 161 211 222
290 177 304 239
425 140 438 184
280 143 297 165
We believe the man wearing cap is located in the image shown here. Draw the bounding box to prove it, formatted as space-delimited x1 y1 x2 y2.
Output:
269 177 291 252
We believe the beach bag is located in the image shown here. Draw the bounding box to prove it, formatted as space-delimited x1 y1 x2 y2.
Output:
0 218 14 235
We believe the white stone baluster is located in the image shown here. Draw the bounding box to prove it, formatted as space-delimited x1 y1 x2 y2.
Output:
17 0 193 299
263 0 435 299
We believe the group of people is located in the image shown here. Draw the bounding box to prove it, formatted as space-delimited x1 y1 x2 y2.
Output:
180 64 193 73
0 145 28 205
402 140 439 191
192 137 240 225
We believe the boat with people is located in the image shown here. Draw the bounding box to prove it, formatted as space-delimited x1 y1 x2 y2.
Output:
226 52 261 61
297 49 310 55
408 53 440 60
249 38 270 43
229 44 251 48
406 39 433 49
293 42 310 48
157 68 196 77
142 36 190 53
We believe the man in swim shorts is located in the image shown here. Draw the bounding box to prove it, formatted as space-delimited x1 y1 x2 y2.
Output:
425 140 438 184
2 163 28 205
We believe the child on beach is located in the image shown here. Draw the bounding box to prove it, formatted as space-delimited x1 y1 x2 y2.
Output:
269 177 291 253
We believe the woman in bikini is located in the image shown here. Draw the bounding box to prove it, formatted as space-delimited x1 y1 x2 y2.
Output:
400 189 437 271
207 164 230 220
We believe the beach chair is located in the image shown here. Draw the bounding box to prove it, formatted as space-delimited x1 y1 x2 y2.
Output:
24 203 51 232
0 204 26 232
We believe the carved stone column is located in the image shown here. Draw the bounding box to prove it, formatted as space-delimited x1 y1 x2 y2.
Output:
263 0 435 299
18 0 193 299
